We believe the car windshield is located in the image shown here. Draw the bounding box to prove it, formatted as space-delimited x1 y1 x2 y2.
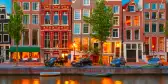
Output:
50 57 56 61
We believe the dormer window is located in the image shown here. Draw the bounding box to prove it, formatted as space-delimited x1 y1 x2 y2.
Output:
53 0 59 4
128 6 135 12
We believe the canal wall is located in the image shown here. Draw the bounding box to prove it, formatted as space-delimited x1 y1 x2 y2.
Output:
0 67 168 75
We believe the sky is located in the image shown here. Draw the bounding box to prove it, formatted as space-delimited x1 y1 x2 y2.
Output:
0 0 140 14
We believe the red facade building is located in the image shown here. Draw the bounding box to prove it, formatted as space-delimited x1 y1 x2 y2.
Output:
40 0 72 62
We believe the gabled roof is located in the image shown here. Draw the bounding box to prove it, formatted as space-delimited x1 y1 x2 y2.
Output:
122 0 140 12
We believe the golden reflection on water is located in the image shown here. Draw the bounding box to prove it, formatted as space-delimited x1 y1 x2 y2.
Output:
21 79 30 84
33 79 40 84
101 78 114 84
114 80 123 84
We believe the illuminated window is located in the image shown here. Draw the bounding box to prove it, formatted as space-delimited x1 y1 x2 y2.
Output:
134 16 139 26
126 16 131 26
113 16 119 26
144 12 150 19
82 37 88 50
62 32 68 48
159 37 164 52
159 12 164 19
159 24 164 32
126 30 131 40
74 38 80 50
103 42 111 53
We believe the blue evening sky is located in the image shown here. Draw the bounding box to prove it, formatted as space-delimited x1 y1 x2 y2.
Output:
0 0 139 14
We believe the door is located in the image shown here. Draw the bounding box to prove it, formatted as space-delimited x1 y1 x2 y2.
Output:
127 50 136 62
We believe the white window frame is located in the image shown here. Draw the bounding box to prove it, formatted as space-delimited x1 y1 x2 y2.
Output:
0 34 2 43
113 5 120 14
22 29 30 45
32 14 39 24
145 23 150 32
23 14 30 24
144 12 150 19
53 12 59 25
144 3 150 9
113 16 119 26
74 23 81 34
125 16 132 26
74 9 81 20
83 0 90 6
53 0 60 5
83 9 90 17
3 34 9 42
0 23 2 31
112 28 119 38
0 14 5 19
83 23 89 34
3 23 8 32
62 12 68 25
128 5 135 12
159 3 165 9
44 12 50 25
152 3 157 10
32 2 39 11
23 2 30 11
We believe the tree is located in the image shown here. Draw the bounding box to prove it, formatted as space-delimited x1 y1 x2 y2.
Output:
164 21 168 37
4 2 24 66
83 0 113 64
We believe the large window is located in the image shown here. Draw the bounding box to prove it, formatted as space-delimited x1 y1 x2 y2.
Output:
159 24 164 32
126 16 131 26
53 32 59 48
152 12 157 19
152 23 156 32
134 16 139 26
82 37 89 50
32 29 38 45
53 12 59 24
112 29 119 38
113 6 119 14
74 23 80 34
3 34 9 42
62 12 68 25
23 15 29 24
152 3 157 10
145 23 149 32
22 29 29 45
159 12 164 19
32 2 39 10
45 12 50 24
74 10 81 20
126 30 131 40
83 24 89 34
83 9 90 17
144 3 150 9
113 16 119 26
159 3 164 9
53 0 59 4
159 37 164 51
32 15 38 24
62 32 68 48
144 12 150 19
44 32 50 48
128 6 135 12
135 30 139 40
83 0 90 6
23 2 29 10
103 42 111 53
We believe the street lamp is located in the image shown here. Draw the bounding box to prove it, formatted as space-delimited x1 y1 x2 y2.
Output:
152 45 155 57
72 41 77 60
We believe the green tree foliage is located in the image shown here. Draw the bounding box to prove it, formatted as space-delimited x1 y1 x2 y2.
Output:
164 21 168 37
4 2 24 66
83 0 114 64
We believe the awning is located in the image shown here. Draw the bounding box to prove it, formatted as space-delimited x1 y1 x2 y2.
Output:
10 46 40 52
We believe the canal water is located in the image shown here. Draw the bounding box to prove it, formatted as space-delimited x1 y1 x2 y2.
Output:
0 75 167 84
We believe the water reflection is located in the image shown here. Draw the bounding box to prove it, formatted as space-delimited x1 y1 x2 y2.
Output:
0 75 167 84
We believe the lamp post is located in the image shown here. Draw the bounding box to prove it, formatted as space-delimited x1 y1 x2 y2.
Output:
152 45 155 57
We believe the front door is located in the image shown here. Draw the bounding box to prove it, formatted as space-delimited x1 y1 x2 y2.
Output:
127 50 136 62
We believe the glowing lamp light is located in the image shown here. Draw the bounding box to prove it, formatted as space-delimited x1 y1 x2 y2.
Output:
152 45 155 50
116 42 120 48
114 80 122 84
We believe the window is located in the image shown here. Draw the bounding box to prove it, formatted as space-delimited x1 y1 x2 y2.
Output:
23 15 29 24
32 15 38 24
0 15 4 19
83 0 90 6
128 6 135 12
159 3 164 9
53 0 59 4
74 23 80 34
135 30 139 40
82 37 89 50
62 12 68 25
132 44 136 49
113 16 119 26
144 3 150 9
32 2 39 10
3 23 8 31
159 37 164 51
126 16 131 26
159 24 164 32
152 23 156 32
45 12 50 24
126 30 131 40
32 29 38 45
145 23 149 32
5 46 9 60
83 24 89 34
152 12 157 19
3 34 9 42
0 24 1 31
134 16 139 26
44 32 50 48
126 44 131 49
62 32 68 48
22 29 29 45
53 12 59 24
23 2 29 10
53 32 59 48
159 12 164 19
144 12 150 19
0 34 1 42
113 6 119 14
74 10 81 20
94 43 98 48
83 9 90 17
112 29 119 38
152 3 157 10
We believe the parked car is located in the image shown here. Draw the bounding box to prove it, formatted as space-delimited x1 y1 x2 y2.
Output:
110 58 126 67
71 58 92 67
148 57 163 66
44 57 64 67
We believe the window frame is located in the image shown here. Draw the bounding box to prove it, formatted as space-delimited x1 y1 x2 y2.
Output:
3 34 9 42
74 23 81 34
62 32 68 48
53 32 59 48
53 0 60 5
144 3 150 9
144 12 150 19
3 23 8 32
0 23 2 31
32 14 39 24
23 2 30 11
44 12 50 25
53 12 59 25
83 9 90 17
23 14 30 24
145 23 150 33
126 30 132 40
32 2 39 11
22 29 30 45
74 9 81 20
113 5 119 14
152 3 157 10
134 29 140 40
83 0 90 6
125 16 132 26
152 12 157 20
159 3 164 9
152 23 157 32
0 14 5 19
83 23 89 34
113 16 119 26
128 5 135 12
32 29 39 46
112 28 119 38
62 12 68 25
159 23 164 33
44 32 50 48
0 34 2 43
134 16 140 26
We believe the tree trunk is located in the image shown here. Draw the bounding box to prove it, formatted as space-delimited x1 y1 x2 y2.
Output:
99 41 103 65
16 45 18 66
